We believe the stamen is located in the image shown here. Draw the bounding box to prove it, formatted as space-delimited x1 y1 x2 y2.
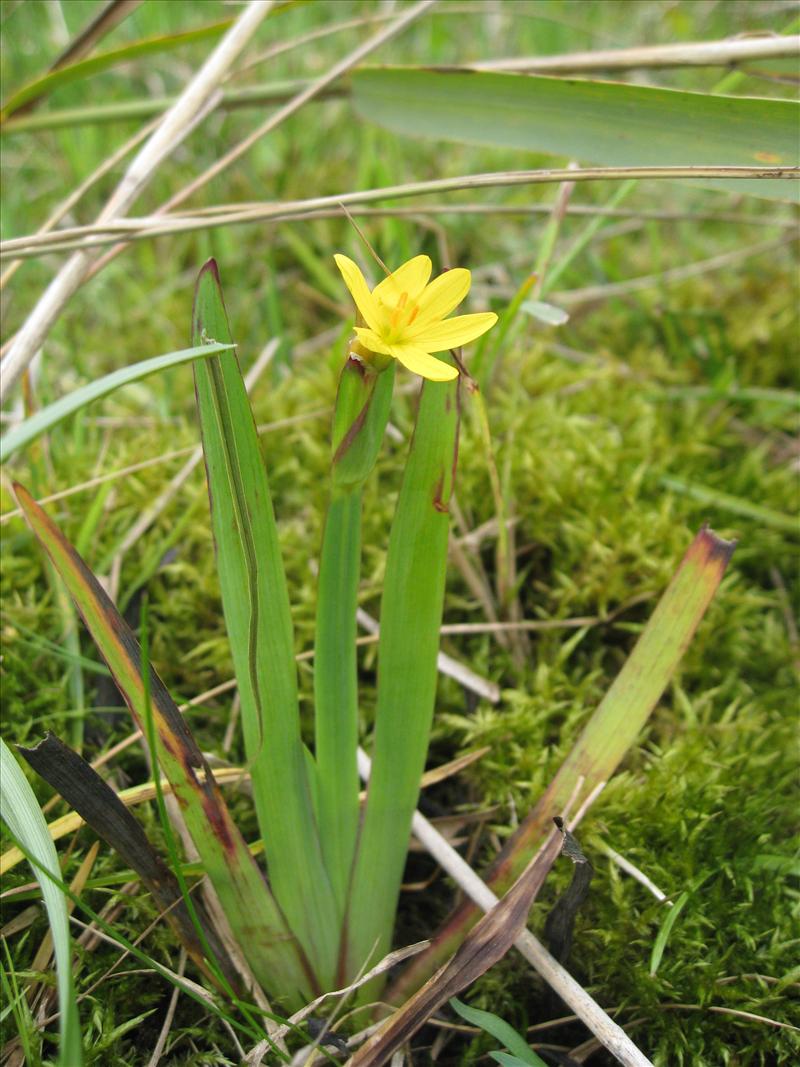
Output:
390 292 409 330
407 304 420 326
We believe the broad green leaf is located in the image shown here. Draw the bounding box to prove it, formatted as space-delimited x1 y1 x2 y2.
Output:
191 260 339 989
450 998 547 1066
391 526 736 1000
0 341 234 463
0 738 83 1067
353 69 799 201
344 364 460 983
13 484 313 1007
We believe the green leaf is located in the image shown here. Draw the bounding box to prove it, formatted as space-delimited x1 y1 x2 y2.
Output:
344 364 460 983
0 20 232 121
13 484 313 1007
450 998 547 1066
314 359 395 914
353 68 799 201
0 341 234 463
0 739 83 1067
191 260 339 990
649 891 691 975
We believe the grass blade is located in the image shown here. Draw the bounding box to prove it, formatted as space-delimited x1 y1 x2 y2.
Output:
353 69 800 202
0 340 233 463
389 526 736 1001
344 365 460 981
191 259 339 988
1 20 232 121
661 475 798 533
12 483 314 1006
0 739 83 1067
649 891 691 976
450 998 547 1066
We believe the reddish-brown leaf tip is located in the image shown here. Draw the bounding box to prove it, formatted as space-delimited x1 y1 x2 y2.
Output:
11 481 39 523
690 524 738 570
198 257 221 283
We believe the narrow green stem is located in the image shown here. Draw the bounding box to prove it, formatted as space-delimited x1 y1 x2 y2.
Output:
314 486 362 920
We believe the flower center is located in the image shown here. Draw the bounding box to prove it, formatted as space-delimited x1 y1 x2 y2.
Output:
385 291 420 341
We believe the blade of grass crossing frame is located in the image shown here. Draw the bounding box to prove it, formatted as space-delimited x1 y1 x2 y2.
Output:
344 365 460 982
0 739 83 1066
191 260 339 987
12 484 314 1007
0 341 234 463
389 526 736 1001
1 20 233 122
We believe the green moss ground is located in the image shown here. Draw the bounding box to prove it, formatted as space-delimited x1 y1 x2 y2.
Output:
1 1 798 1063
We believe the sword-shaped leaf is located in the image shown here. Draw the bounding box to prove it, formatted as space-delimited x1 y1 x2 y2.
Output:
191 260 339 987
315 358 395 920
0 341 234 463
13 483 314 1007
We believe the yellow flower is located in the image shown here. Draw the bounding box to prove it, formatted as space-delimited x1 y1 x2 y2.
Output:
333 253 498 382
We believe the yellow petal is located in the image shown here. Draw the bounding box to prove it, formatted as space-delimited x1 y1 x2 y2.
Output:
354 326 393 357
407 268 471 335
373 255 432 305
334 254 382 332
414 312 498 351
387 344 459 381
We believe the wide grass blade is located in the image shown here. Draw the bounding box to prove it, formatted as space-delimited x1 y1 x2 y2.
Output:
352 69 800 202
0 738 83 1067
344 364 460 981
191 259 339 987
0 340 234 463
18 732 239 992
12 483 314 1006
389 526 736 1000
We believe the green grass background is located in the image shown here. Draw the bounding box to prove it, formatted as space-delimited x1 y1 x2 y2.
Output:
1 1 798 1064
